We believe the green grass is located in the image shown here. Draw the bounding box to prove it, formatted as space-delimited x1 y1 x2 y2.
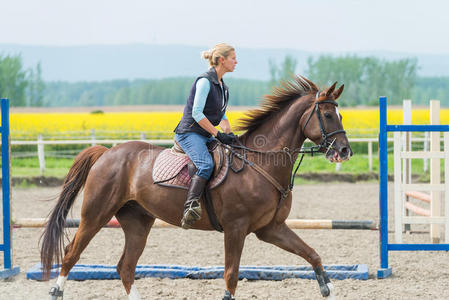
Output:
295 153 442 175
16 179 38 188
12 167 70 178
10 157 74 178
12 157 74 168
295 153 378 173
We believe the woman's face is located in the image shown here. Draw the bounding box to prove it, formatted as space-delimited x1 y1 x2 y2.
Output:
222 51 237 73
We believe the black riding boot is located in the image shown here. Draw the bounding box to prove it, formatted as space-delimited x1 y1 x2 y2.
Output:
181 174 207 229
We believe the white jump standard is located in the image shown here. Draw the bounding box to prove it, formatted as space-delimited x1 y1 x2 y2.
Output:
377 96 449 279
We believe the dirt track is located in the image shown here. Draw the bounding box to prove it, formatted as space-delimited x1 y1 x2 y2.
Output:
1 183 448 300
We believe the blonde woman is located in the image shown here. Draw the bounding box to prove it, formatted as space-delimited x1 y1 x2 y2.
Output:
174 43 237 229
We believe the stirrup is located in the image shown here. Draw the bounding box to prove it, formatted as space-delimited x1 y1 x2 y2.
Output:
181 199 202 229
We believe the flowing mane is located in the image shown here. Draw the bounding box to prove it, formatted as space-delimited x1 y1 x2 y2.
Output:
236 76 319 134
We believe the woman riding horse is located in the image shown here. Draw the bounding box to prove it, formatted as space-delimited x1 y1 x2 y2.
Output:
174 43 237 229
41 73 351 300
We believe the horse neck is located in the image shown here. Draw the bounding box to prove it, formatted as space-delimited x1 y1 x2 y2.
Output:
238 97 312 186
242 98 311 156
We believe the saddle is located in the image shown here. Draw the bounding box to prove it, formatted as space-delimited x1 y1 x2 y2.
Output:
152 139 229 190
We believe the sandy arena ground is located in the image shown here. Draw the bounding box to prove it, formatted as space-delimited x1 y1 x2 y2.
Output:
1 183 448 300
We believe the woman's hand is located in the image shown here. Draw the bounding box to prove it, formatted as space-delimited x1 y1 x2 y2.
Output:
216 132 236 145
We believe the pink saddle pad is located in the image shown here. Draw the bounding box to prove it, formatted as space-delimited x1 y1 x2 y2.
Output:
152 148 228 190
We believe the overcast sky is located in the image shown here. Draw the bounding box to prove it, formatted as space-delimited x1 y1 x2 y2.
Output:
1 0 449 54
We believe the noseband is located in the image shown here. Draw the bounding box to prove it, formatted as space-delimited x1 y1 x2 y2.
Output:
301 93 346 154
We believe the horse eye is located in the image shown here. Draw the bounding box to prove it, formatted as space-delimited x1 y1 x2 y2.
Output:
324 112 332 119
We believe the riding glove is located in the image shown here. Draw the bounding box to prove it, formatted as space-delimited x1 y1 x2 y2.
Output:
216 132 236 145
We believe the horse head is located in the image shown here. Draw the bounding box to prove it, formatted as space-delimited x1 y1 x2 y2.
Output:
299 80 353 162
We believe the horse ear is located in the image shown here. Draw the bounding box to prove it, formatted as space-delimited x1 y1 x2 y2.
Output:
325 82 337 97
333 84 344 100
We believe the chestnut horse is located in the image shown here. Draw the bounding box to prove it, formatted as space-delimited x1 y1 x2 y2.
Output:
41 76 352 300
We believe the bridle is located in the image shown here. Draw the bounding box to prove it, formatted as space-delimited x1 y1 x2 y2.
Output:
300 92 346 155
220 91 347 211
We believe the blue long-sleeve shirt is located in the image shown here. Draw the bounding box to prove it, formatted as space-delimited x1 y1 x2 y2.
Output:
192 78 228 123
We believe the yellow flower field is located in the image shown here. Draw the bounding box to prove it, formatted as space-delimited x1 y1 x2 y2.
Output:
9 108 449 140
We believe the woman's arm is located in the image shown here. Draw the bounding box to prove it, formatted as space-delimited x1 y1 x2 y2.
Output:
192 78 219 137
197 118 219 137
219 117 231 133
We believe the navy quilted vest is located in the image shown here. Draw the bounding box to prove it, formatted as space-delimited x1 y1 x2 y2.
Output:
174 68 229 137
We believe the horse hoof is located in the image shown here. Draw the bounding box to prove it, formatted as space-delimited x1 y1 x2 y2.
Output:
320 283 330 297
49 284 63 300
222 290 235 300
322 283 335 299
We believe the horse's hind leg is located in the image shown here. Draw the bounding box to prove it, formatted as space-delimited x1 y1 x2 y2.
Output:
50 214 117 299
50 193 124 299
116 201 155 300
255 222 335 299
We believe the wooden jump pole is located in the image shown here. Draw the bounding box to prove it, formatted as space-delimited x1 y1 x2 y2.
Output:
404 191 431 217
405 191 430 203
12 218 378 230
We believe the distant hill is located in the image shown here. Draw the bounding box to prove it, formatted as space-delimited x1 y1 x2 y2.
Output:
1 44 449 82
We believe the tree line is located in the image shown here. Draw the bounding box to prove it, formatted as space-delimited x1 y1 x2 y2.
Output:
306 55 418 106
1 54 448 107
43 78 270 107
0 54 44 106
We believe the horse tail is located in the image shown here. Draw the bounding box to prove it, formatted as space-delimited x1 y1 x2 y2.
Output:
40 145 108 280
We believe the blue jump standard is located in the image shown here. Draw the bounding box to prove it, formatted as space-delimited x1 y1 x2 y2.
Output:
27 263 368 281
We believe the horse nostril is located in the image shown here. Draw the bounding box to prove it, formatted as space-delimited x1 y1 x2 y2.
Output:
340 147 349 157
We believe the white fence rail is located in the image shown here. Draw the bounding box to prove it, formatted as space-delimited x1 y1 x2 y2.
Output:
9 135 441 175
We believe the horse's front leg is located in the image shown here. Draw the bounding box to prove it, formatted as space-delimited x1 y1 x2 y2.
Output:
255 222 335 299
222 222 248 300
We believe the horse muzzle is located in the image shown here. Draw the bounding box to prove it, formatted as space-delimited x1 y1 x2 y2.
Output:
325 144 352 163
